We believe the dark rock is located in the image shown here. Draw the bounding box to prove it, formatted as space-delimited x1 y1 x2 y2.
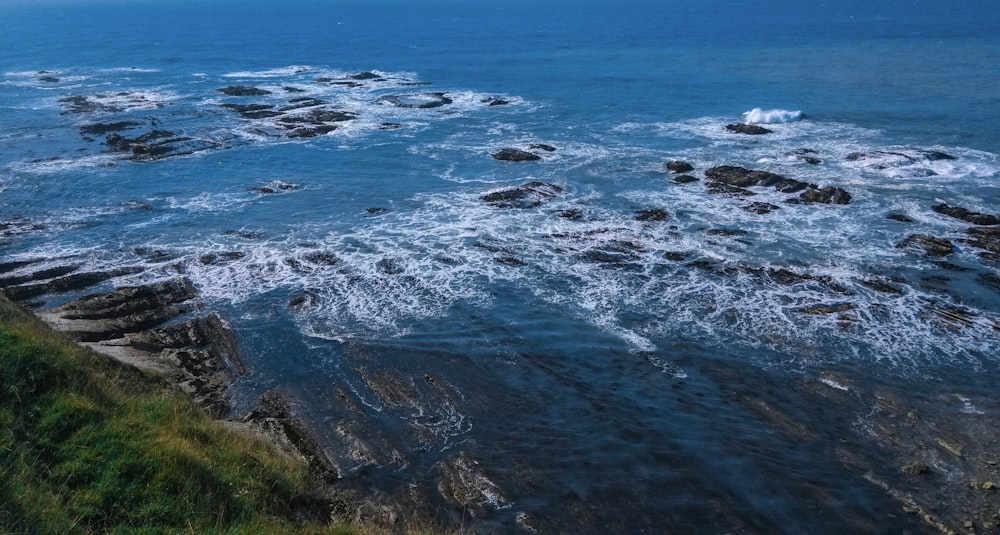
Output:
221 103 275 114
59 95 99 113
557 208 584 220
797 186 852 205
198 252 245 265
80 121 143 136
283 86 306 93
492 148 541 162
379 123 402 130
673 174 699 184
348 71 382 80
887 213 915 223
787 149 822 165
967 227 1000 254
902 462 930 475
287 125 338 138
0 265 80 288
244 391 339 483
217 86 272 96
38 76 60 83
377 258 404 275
365 207 388 215
921 150 957 161
666 160 694 174
379 92 452 109
635 209 669 222
278 98 328 111
495 256 527 266
296 252 335 267
483 97 510 106
726 124 773 135
3 267 144 302
705 181 755 197
932 204 999 226
38 278 196 342
664 252 688 261
705 166 789 188
251 181 296 194
742 202 780 214
481 181 564 209
860 278 905 295
706 228 747 237
528 143 557 152
897 234 954 257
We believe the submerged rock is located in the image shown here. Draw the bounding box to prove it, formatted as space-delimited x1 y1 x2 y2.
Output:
673 174 699 184
897 234 954 257
932 204 999 226
481 181 564 209
887 213 915 223
492 148 542 162
726 124 773 135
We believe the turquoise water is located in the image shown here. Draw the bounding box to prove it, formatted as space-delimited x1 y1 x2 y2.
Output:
2 0 999 531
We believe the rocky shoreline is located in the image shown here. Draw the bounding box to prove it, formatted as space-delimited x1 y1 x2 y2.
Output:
0 261 398 528
4 103 1000 530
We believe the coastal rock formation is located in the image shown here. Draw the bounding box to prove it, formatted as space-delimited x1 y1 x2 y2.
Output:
932 203 999 226
217 85 272 96
105 130 218 161
243 391 339 483
492 148 542 162
666 160 694 173
378 92 452 109
725 124 772 135
704 165 851 204
480 181 564 208
897 234 954 257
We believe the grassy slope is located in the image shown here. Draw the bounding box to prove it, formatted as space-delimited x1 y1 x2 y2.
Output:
0 295 356 534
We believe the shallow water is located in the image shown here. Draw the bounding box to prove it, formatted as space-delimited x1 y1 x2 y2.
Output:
2 0 999 531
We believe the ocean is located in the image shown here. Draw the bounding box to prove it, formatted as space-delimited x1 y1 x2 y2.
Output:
2 0 999 532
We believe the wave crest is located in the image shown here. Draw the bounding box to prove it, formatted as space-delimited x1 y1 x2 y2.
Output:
743 108 801 124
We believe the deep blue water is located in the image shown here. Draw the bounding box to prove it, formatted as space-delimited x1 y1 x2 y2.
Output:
3 0 999 532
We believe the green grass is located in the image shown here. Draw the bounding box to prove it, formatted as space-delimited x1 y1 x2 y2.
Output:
0 296 360 534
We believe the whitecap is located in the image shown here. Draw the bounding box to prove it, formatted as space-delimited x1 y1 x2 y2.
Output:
742 107 802 124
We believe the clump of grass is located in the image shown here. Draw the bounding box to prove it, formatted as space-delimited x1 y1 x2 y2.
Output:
0 296 349 534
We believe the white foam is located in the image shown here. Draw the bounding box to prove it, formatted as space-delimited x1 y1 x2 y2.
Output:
742 108 802 124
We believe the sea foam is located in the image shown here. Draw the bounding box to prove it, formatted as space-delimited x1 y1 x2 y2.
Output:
742 108 802 124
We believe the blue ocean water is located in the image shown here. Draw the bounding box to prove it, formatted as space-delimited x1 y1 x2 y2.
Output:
3 0 999 531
